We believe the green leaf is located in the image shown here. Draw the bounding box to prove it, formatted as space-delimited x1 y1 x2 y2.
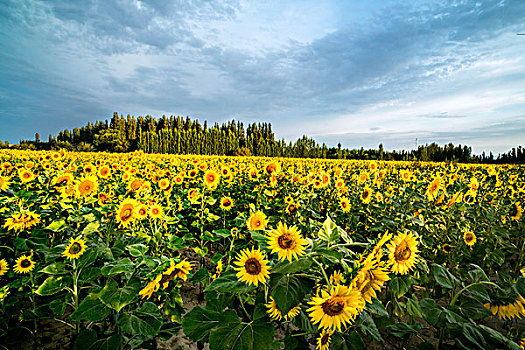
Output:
468 264 489 283
366 298 389 317
35 275 71 296
79 267 101 284
77 248 98 271
453 296 491 320
39 262 67 275
69 296 111 322
460 324 486 350
271 258 312 274
318 216 339 244
13 237 29 250
347 331 366 350
99 279 139 312
209 317 274 350
407 295 424 318
478 325 522 350
127 243 149 257
270 274 314 314
82 222 100 235
387 322 423 338
359 312 383 342
101 258 135 277
90 334 121 350
213 229 231 238
204 269 256 294
182 307 236 343
205 291 235 312
315 249 343 264
45 219 67 232
49 298 67 316
515 276 525 299
73 329 97 350
419 298 444 326
389 275 412 297
432 263 460 289
331 332 350 350
118 303 162 337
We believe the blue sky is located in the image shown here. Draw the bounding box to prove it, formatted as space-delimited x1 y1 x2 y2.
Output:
1 0 524 153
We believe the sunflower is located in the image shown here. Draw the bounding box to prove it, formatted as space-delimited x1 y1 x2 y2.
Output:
98 165 111 179
161 259 193 288
316 329 334 350
158 178 170 191
519 337 525 350
339 197 351 212
116 198 137 228
3 211 41 232
97 192 110 206
18 168 36 183
211 260 223 280
484 296 525 320
14 255 35 274
353 260 390 303
387 232 419 275
285 202 298 215
442 244 453 254
265 161 281 176
220 196 234 211
360 186 373 204
266 222 307 262
137 204 148 219
204 170 220 189
62 237 87 260
0 259 9 276
233 247 271 287
127 178 143 192
307 284 365 332
265 296 301 321
426 176 442 201
0 176 10 191
77 176 98 197
139 274 162 300
463 231 476 247
149 204 164 219
246 211 268 231
511 203 523 221
329 270 346 286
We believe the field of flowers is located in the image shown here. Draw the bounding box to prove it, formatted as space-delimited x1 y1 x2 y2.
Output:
0 149 524 350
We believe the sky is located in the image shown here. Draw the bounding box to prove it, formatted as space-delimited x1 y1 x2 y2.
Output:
1 0 524 154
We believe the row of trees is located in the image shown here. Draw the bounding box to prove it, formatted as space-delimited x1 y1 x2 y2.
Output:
6 113 523 163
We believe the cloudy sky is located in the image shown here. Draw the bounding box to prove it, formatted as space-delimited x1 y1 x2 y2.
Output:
1 0 524 154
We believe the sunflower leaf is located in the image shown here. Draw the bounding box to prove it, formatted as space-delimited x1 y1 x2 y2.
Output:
270 273 314 314
35 275 71 296
204 269 256 294
209 316 274 350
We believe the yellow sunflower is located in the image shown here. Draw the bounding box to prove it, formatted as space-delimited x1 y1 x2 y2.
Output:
149 204 164 219
484 296 525 320
511 203 523 221
14 255 35 274
426 176 442 201
3 211 41 232
18 168 35 183
0 176 10 191
116 198 137 228
285 202 299 215
353 260 390 303
220 196 234 211
233 247 271 287
307 284 365 332
387 232 419 275
62 237 88 260
161 259 193 288
77 176 98 197
203 170 220 189
463 231 476 247
266 222 307 262
139 274 162 300
137 204 148 219
265 296 301 321
98 165 112 179
316 329 334 350
246 211 268 231
329 270 346 286
127 178 143 192
360 186 373 204
158 178 170 191
0 259 9 276
339 197 351 212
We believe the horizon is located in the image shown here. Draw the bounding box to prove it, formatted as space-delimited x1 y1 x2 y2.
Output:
1 0 525 154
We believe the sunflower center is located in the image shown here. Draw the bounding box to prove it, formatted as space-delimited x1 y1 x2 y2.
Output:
362 190 369 199
223 199 231 206
121 206 133 220
277 233 295 249
21 259 31 268
465 233 474 242
69 242 82 254
394 241 411 261
320 333 330 345
321 296 345 316
245 258 262 275
252 219 261 228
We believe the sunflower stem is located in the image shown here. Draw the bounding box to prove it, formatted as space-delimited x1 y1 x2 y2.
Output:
238 295 251 321
449 281 499 307
313 257 331 289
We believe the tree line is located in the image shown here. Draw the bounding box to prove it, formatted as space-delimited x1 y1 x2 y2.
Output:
4 113 524 163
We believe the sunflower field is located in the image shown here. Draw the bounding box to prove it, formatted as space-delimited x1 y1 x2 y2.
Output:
0 149 524 350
